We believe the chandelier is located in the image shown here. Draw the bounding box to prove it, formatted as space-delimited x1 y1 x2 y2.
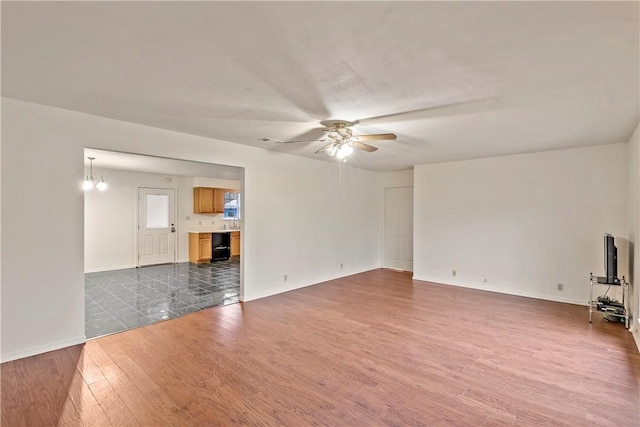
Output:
83 157 108 191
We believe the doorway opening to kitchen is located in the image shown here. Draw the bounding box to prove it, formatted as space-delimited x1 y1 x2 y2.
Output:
83 148 244 339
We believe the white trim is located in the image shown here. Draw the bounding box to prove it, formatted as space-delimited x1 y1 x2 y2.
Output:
412 275 587 306
380 185 413 271
85 263 138 273
1 336 87 363
242 268 376 302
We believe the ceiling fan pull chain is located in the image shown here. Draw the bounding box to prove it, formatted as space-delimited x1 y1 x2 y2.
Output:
338 159 343 200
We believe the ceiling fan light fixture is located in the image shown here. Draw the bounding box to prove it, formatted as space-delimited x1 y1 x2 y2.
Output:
335 144 353 160
261 118 395 160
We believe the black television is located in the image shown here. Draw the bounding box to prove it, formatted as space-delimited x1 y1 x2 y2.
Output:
604 233 618 284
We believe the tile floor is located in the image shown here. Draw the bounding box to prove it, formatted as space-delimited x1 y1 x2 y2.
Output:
85 259 240 338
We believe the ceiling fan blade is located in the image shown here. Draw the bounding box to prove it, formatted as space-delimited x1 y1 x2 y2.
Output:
351 141 378 152
314 142 335 154
356 98 498 126
258 137 326 144
352 133 397 142
280 139 326 144
259 127 328 144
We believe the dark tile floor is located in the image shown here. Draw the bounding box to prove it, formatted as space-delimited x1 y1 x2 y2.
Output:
85 259 240 338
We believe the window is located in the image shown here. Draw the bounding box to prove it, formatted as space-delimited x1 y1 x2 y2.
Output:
146 194 169 229
223 192 240 219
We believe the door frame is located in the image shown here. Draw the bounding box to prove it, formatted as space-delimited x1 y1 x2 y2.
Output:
380 185 414 272
136 186 178 268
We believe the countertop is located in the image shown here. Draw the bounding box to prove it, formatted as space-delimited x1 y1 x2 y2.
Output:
188 229 240 234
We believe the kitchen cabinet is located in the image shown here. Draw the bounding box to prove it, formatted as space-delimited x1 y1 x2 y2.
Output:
189 232 212 263
212 188 226 214
230 231 240 257
193 187 214 213
193 187 229 214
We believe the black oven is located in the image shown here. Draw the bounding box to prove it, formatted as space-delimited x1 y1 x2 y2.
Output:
212 232 230 261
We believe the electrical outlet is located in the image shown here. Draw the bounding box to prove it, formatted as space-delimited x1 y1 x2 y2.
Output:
452 270 456 276
186 216 191 221
340 263 343 269
212 221 215 225
284 274 287 282
557 283 564 291
199 221 202 226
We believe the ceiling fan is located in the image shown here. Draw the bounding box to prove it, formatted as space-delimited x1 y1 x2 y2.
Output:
258 98 497 160
259 120 397 160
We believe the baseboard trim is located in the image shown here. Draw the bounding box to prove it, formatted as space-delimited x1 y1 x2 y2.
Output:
633 321 640 353
85 260 190 273
243 267 377 302
84 264 136 273
412 276 587 306
1 336 87 363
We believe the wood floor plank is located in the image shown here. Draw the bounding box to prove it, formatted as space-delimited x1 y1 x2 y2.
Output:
87 378 142 426
1 269 639 426
74 346 107 385
65 370 112 427
12 351 82 427
98 363 167 426
1 363 26 427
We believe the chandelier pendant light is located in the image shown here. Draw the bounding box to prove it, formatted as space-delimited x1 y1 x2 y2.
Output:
83 157 108 191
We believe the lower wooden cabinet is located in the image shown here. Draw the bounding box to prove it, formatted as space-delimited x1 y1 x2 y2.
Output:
230 231 240 257
189 233 212 263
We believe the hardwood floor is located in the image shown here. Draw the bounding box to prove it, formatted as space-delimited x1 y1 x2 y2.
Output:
2 269 639 426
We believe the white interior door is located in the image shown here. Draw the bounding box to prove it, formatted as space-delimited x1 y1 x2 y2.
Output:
383 186 413 271
138 188 176 266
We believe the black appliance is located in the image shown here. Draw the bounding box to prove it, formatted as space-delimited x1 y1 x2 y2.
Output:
212 232 231 261
597 233 618 285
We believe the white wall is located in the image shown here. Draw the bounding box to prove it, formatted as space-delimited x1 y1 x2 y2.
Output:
413 143 628 305
1 97 381 362
193 177 240 191
377 169 414 188
84 168 242 272
626 124 640 350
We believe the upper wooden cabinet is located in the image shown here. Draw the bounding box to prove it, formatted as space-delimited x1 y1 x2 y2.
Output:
213 188 226 214
194 187 229 214
193 187 214 213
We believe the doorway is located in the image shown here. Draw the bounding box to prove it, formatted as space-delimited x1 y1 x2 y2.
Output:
84 148 244 338
383 186 414 272
138 187 176 266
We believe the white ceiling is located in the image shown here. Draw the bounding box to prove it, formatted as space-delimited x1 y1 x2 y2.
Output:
3 1 639 171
